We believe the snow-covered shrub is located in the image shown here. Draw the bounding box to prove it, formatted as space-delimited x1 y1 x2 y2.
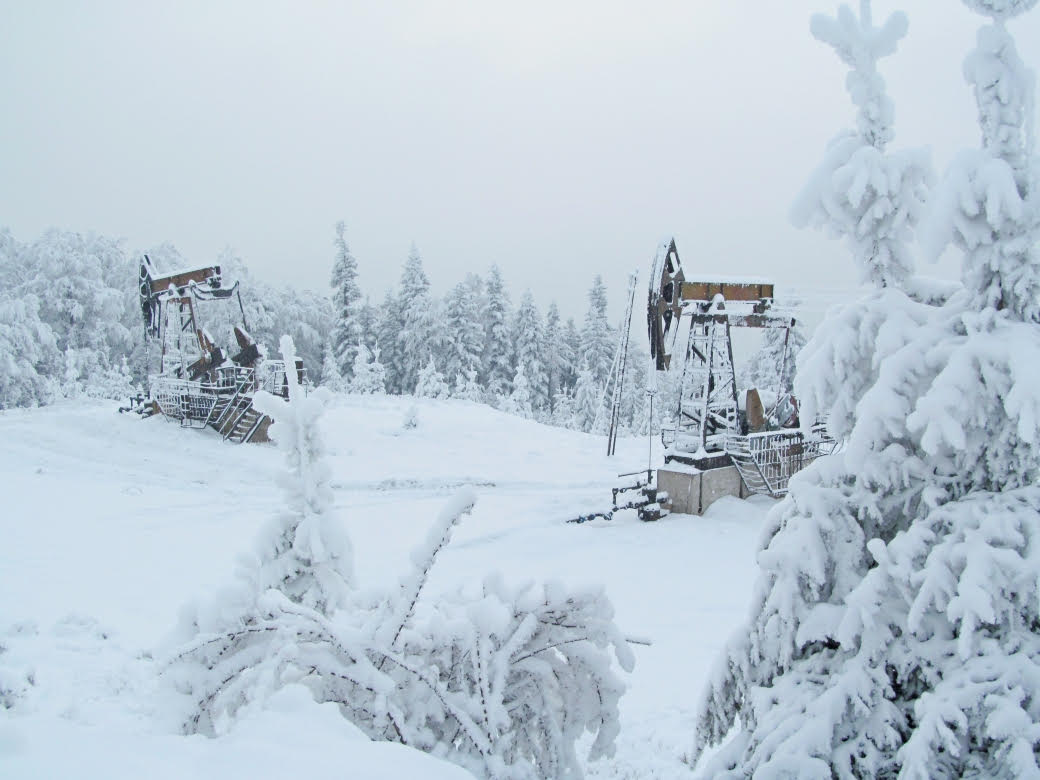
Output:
165 336 633 778
453 369 485 403
402 404 419 430
0 294 60 410
372 491 634 780
415 358 450 399
349 341 387 395
692 2 1040 777
500 364 534 418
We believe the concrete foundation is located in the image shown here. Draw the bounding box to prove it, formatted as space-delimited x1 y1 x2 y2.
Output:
658 463 751 515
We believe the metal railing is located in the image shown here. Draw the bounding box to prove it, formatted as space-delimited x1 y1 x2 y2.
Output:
725 425 835 497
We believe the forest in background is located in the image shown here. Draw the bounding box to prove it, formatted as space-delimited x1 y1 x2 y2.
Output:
0 223 800 435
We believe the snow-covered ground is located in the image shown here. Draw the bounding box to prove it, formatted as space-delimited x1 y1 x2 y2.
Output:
0 396 772 778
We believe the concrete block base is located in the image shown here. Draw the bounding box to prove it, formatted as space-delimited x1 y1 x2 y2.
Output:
658 464 750 515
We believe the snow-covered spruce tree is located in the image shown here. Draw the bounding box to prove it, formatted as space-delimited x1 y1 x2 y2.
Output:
356 296 379 354
375 288 403 393
790 0 931 290
580 276 615 389
397 244 442 393
415 357 449 399
500 363 534 419
330 221 363 378
349 341 387 395
570 363 602 433
482 264 514 398
320 340 347 392
693 3 1040 777
543 302 573 412
513 290 549 413
443 275 485 384
561 317 582 391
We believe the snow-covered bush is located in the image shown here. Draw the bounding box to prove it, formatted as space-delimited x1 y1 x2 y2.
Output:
453 369 485 403
165 336 633 778
692 2 1040 777
500 364 534 418
349 342 387 395
0 294 60 410
415 358 450 400
402 404 419 430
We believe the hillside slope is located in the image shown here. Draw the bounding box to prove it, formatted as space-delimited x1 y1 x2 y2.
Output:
0 396 771 778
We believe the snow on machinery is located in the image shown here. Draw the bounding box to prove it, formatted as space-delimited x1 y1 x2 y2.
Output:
134 254 301 443
573 239 833 522
648 238 833 512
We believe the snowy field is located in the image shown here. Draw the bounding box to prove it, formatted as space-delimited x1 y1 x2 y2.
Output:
0 396 772 778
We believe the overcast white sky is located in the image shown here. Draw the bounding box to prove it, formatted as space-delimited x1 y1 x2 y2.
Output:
3 1 1040 319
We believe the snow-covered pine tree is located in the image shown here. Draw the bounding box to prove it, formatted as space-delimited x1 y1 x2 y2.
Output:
790 0 931 290
246 335 354 611
570 363 602 433
543 302 572 412
356 296 379 353
330 221 363 378
694 3 1040 777
443 275 484 384
375 288 403 393
320 340 346 392
500 363 534 419
580 276 614 389
482 265 514 397
512 290 549 413
561 316 582 392
922 0 1040 321
549 389 576 429
349 341 387 395
415 357 449 399
397 244 440 394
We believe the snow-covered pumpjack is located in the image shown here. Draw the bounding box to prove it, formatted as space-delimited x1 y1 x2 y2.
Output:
129 255 299 443
648 238 834 508
571 239 833 522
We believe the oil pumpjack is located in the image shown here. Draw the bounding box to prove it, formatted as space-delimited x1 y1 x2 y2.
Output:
648 238 833 514
574 239 833 522
131 254 300 443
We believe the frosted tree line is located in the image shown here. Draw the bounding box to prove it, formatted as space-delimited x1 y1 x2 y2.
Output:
1 222 687 437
